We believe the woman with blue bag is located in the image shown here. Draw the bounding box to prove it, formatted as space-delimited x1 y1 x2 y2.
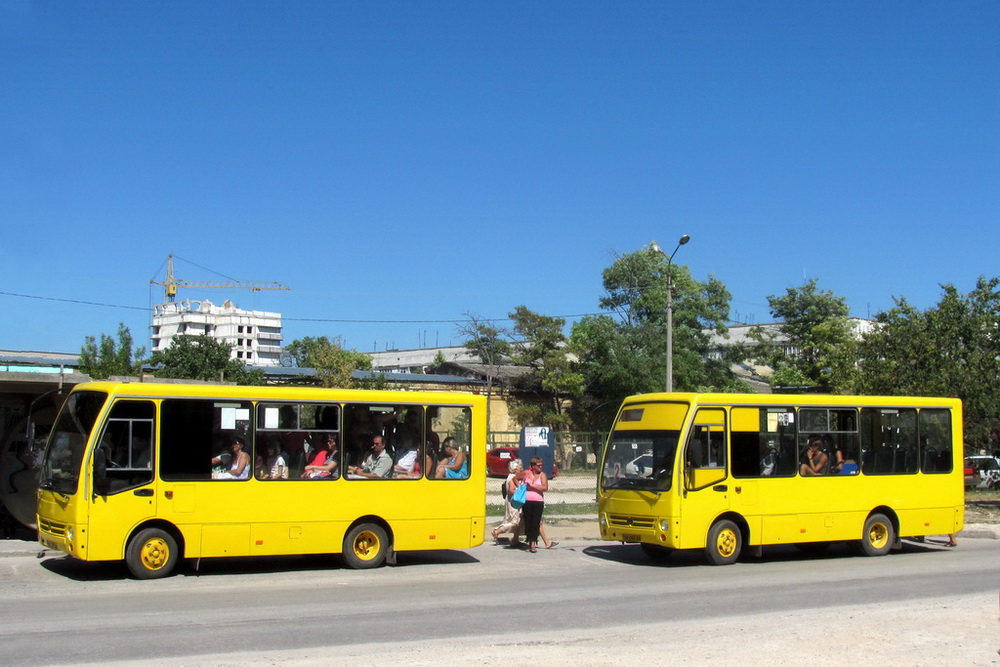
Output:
491 459 525 545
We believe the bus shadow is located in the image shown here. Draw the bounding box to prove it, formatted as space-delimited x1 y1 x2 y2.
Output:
39 549 480 581
581 538 954 568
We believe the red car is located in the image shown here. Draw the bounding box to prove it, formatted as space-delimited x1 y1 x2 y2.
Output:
486 447 558 478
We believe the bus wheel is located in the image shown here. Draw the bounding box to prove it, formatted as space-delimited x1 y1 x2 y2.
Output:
859 513 894 557
342 523 389 569
705 519 741 565
640 543 673 561
125 528 178 579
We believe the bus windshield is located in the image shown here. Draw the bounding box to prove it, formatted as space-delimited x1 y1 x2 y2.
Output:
39 391 107 495
602 429 679 492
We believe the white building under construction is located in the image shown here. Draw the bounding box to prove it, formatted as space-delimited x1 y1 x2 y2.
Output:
151 299 284 367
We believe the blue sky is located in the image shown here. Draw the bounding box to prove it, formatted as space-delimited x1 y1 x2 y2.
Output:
3 2 998 355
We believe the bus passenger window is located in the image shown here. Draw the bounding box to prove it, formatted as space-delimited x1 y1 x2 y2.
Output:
730 407 796 478
861 408 919 475
160 399 253 481
919 409 953 473
428 406 471 480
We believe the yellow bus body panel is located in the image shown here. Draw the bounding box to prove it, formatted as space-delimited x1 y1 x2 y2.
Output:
37 382 487 565
599 392 965 553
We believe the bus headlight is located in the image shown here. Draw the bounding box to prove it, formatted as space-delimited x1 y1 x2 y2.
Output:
659 519 670 533
599 514 608 528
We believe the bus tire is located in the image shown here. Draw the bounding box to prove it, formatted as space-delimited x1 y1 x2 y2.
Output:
640 543 673 561
125 527 179 579
705 519 741 565
859 513 894 557
342 523 389 569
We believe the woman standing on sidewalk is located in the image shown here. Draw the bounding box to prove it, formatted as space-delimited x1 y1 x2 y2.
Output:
522 457 549 553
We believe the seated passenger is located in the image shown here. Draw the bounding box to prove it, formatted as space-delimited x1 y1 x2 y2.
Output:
348 435 392 479
393 436 420 478
799 436 828 476
262 440 289 479
213 436 250 480
302 434 339 478
435 437 468 479
211 447 233 474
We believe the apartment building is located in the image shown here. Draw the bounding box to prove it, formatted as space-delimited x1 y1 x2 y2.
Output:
151 299 283 366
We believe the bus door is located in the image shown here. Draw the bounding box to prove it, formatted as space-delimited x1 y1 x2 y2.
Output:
680 408 729 547
88 400 157 558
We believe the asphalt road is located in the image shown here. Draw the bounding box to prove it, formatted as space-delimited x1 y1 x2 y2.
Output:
0 533 997 665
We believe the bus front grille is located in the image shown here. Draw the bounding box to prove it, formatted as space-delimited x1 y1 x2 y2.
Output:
607 514 656 530
38 518 68 537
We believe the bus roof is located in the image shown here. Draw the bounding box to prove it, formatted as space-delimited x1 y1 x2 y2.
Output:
69 381 487 405
621 392 962 409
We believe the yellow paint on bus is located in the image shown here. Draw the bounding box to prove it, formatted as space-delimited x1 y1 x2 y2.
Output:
36 382 486 578
598 392 963 564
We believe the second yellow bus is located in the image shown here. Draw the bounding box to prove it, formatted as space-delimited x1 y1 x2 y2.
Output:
598 392 963 564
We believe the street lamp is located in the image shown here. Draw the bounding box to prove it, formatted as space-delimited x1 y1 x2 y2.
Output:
651 234 691 392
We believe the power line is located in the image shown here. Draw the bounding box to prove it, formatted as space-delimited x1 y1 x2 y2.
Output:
0 290 148 311
285 313 602 324
0 290 602 324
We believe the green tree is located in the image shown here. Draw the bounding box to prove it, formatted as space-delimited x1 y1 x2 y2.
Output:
749 278 854 390
78 323 146 379
507 306 585 429
148 335 264 384
428 350 447 373
570 242 740 427
284 336 381 389
854 277 1000 448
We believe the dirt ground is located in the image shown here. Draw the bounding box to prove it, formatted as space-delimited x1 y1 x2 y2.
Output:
965 498 1000 524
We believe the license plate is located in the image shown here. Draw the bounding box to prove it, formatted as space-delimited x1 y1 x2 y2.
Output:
622 534 642 543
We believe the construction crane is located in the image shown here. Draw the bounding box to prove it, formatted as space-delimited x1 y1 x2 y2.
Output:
150 254 291 302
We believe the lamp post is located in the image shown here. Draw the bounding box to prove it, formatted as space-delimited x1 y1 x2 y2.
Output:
651 234 690 392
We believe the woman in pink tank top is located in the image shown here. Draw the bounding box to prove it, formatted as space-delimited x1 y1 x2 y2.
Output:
521 457 549 553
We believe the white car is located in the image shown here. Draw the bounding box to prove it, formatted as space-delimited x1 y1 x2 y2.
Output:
625 454 653 478
964 455 1000 489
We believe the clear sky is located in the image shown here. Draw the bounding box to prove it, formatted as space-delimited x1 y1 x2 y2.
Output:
3 2 998 355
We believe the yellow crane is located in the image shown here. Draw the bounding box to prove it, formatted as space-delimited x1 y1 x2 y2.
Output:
150 254 291 302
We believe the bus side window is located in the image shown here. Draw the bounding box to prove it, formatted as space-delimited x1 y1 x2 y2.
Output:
919 409 953 474
861 408 918 475
160 399 253 481
730 407 795 478
428 406 470 480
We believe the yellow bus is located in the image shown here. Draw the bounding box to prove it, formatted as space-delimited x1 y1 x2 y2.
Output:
36 382 486 578
598 392 963 564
